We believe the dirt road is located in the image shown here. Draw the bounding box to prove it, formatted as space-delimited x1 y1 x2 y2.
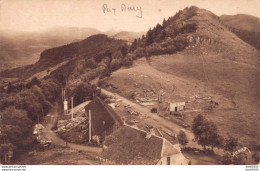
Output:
101 89 196 146
40 104 102 154
101 88 224 157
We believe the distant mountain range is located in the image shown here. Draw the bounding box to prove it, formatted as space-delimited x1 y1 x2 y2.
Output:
0 27 143 71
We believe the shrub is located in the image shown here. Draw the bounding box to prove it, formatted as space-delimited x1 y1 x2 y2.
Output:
177 130 189 147
221 153 233 165
252 153 260 163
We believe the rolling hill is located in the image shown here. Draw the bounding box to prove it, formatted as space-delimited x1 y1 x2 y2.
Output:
1 6 259 150
102 6 260 149
0 34 126 79
0 27 102 71
220 14 260 50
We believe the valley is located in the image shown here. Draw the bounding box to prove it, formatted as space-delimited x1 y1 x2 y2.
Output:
0 6 259 165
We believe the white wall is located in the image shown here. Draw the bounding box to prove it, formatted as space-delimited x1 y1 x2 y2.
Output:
157 153 189 165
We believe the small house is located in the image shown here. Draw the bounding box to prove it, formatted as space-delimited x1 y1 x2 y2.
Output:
101 125 190 165
169 102 185 112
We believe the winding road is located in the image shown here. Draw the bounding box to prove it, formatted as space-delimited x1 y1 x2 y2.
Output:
40 104 102 154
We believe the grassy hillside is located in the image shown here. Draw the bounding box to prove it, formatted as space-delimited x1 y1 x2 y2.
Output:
220 14 260 50
101 6 260 149
148 49 260 146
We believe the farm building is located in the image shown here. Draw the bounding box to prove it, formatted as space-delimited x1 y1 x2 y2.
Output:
169 102 185 112
101 125 190 165
84 96 123 143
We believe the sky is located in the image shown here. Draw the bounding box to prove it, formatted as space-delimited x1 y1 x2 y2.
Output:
0 0 260 32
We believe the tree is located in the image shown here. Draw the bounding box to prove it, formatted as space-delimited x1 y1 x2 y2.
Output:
130 39 137 51
26 77 40 89
177 130 188 148
0 143 16 163
145 28 154 46
191 114 207 150
160 29 167 40
70 82 97 107
206 121 221 150
0 107 34 156
120 44 128 57
223 135 239 153
191 114 221 151
162 18 167 28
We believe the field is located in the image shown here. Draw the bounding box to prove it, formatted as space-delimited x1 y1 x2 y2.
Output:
148 48 260 148
102 53 260 149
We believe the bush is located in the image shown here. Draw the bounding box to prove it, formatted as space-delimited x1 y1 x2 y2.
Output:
123 58 133 67
252 153 260 163
85 58 97 69
134 48 146 58
221 153 233 165
110 58 123 71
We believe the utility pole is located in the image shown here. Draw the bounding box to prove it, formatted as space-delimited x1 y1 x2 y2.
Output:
71 97 74 119
62 88 64 101
158 90 161 103
89 110 91 143
64 89 66 100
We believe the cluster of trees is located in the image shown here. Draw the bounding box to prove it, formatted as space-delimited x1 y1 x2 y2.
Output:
191 114 222 151
177 114 243 154
0 107 34 160
1 77 41 94
67 83 100 108
0 77 62 163
129 20 168 52
125 7 199 62
191 114 258 165
1 78 61 122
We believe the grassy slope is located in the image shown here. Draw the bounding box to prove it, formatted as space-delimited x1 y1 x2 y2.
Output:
148 47 260 148
104 9 260 147
220 14 260 32
220 14 260 50
105 52 260 149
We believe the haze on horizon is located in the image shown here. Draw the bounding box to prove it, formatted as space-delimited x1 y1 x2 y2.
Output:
0 0 260 33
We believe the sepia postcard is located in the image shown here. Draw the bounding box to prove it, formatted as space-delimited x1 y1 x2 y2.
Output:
0 0 260 168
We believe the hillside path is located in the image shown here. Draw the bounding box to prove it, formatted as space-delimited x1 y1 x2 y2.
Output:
40 104 102 154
